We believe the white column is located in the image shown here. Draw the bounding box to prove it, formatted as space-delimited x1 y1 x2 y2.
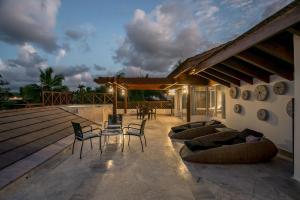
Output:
294 35 300 181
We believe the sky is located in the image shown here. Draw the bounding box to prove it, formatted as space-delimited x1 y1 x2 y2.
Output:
0 0 293 91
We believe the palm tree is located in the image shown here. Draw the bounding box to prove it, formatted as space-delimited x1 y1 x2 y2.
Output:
39 67 64 91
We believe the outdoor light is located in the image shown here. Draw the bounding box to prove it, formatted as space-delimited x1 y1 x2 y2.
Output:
182 85 188 94
168 89 175 96
108 86 113 93
121 89 125 96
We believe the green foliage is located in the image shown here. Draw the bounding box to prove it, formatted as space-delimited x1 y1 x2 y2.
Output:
94 85 106 93
0 74 10 101
129 90 166 101
40 67 64 91
20 84 41 103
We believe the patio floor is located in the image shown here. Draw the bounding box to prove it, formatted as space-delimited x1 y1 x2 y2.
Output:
0 115 299 200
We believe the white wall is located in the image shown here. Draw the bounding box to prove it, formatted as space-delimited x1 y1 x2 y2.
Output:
294 35 300 181
221 76 294 152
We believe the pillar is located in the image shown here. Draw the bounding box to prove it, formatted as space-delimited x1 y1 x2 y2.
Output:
186 85 192 122
113 83 117 115
124 89 128 114
294 35 300 181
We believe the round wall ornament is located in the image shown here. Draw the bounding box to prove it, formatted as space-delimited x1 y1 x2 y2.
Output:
229 87 239 99
257 109 269 121
273 81 287 95
286 99 294 118
241 90 251 100
254 85 268 101
233 104 242 113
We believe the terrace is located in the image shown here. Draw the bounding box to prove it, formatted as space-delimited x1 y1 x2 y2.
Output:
1 1 300 200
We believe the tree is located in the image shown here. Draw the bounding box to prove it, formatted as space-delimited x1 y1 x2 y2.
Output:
0 74 10 101
20 84 41 103
39 67 64 91
77 84 86 93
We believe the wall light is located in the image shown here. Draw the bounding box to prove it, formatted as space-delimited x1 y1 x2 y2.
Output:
182 85 188 94
121 89 125 96
108 86 113 93
168 89 176 96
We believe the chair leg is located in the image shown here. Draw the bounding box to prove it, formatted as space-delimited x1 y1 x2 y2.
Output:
144 135 147 147
72 139 76 154
99 136 102 154
122 134 125 152
139 136 144 152
90 138 93 149
128 135 130 146
80 140 84 159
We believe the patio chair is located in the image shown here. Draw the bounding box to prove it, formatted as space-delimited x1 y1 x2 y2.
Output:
122 119 147 152
104 114 123 129
71 122 102 159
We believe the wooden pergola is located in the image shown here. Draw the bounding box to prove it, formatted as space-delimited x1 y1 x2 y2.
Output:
94 76 208 119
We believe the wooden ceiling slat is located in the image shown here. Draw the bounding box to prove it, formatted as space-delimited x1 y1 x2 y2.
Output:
255 39 294 64
235 48 294 80
198 72 231 87
204 68 240 86
212 64 253 84
222 57 270 83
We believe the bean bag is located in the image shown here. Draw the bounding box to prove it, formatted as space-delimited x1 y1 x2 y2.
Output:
180 131 278 164
169 123 225 140
171 120 221 133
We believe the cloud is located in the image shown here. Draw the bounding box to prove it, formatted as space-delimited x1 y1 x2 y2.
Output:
0 0 61 53
65 24 96 52
94 64 106 71
55 48 67 63
262 0 292 18
0 44 99 91
113 1 214 75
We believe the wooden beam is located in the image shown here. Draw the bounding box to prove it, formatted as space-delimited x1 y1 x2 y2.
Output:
197 72 231 87
187 85 191 122
176 74 209 85
255 39 294 64
222 57 270 83
287 22 300 36
191 2 300 73
204 68 240 86
212 64 253 84
235 48 294 80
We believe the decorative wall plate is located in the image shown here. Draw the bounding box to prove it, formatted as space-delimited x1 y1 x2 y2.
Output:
257 109 269 121
273 81 287 95
241 90 251 100
229 87 239 99
233 104 242 113
254 85 268 101
286 99 294 117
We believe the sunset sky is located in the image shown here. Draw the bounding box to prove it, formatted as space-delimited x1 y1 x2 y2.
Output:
0 0 292 91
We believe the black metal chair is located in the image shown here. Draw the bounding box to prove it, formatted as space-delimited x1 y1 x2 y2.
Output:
71 122 102 159
122 119 147 152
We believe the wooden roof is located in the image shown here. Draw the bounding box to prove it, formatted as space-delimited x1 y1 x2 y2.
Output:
0 106 96 170
167 1 300 87
94 76 209 90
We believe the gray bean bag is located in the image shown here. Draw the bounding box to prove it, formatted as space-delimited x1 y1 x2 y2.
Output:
180 131 278 164
169 123 225 140
171 120 221 133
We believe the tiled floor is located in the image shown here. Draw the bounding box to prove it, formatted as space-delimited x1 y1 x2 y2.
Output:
1 115 299 200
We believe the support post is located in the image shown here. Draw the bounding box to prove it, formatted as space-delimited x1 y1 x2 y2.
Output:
186 85 191 122
124 89 128 114
113 83 117 115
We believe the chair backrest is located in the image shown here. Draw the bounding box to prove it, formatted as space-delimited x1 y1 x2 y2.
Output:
108 114 123 125
72 122 83 139
140 119 147 135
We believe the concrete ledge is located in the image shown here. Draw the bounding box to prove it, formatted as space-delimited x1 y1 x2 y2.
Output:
0 135 74 190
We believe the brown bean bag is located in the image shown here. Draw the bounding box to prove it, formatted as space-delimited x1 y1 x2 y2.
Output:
180 131 278 164
169 123 225 140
